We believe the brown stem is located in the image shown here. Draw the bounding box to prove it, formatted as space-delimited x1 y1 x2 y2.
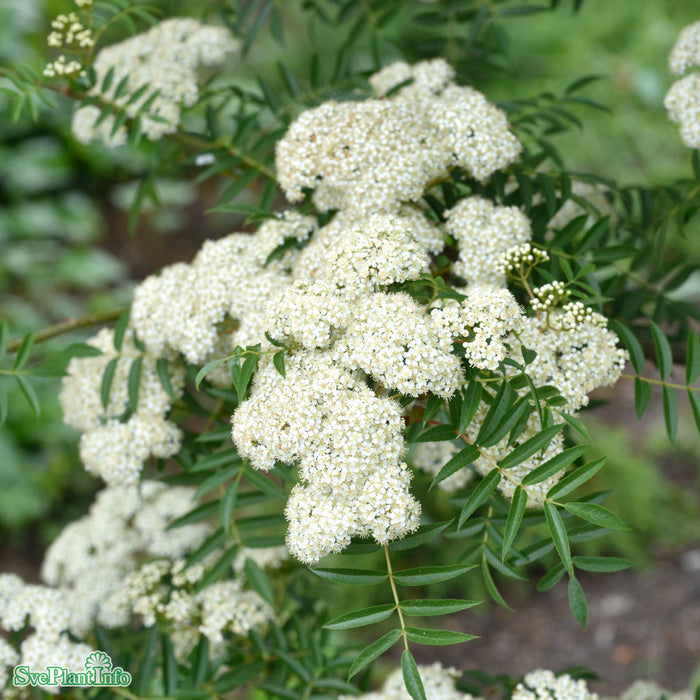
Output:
6 307 127 353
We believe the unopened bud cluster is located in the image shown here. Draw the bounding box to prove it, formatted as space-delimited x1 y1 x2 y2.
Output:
43 4 94 79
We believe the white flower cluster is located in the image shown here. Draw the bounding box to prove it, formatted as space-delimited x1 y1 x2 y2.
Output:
339 662 481 700
616 680 694 700
0 574 94 695
446 196 532 287
41 481 210 635
71 18 238 145
513 669 598 700
514 305 628 412
133 212 316 363
101 554 275 659
665 20 700 148
431 285 525 371
233 351 421 563
276 58 521 212
59 328 184 485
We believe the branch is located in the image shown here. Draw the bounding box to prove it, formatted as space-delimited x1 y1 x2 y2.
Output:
6 307 127 354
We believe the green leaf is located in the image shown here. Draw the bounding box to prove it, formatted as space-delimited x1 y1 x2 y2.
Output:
414 424 457 442
422 393 443 427
233 352 259 401
195 357 228 389
502 486 528 559
244 557 275 607
609 321 644 375
347 629 403 680
458 470 501 529
573 556 632 572
400 599 480 616
476 383 513 445
460 381 483 434
100 357 119 410
243 465 286 500
521 445 588 486
393 564 473 586
544 502 573 575
167 501 218 530
481 559 513 610
272 350 286 377
162 633 178 694
156 357 175 400
113 307 131 351
127 357 142 413
634 377 651 419
546 457 606 500
195 546 238 591
564 502 630 530
133 626 159 694
324 604 396 630
389 520 452 551
63 342 103 358
219 480 239 534
12 333 34 370
557 411 591 442
568 577 587 626
310 568 387 585
686 330 700 385
275 649 311 683
401 649 426 700
662 384 678 443
214 662 266 693
194 464 241 501
429 445 479 490
536 562 565 591
0 381 7 427
499 424 563 469
15 375 39 417
689 390 700 434
0 321 7 356
650 321 673 379
405 627 477 646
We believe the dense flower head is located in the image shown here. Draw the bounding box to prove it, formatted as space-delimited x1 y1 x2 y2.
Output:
431 285 525 371
666 21 700 148
664 73 700 149
232 351 420 563
0 574 94 694
333 291 463 397
71 18 238 144
446 196 532 287
513 309 628 412
276 59 521 212
41 482 209 635
59 328 184 485
669 20 700 75
132 212 315 363
513 670 598 700
340 662 481 700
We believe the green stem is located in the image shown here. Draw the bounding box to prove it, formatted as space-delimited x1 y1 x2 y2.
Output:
383 544 408 651
621 373 700 392
5 307 127 354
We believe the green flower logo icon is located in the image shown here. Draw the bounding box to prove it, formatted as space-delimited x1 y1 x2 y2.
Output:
84 651 112 671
